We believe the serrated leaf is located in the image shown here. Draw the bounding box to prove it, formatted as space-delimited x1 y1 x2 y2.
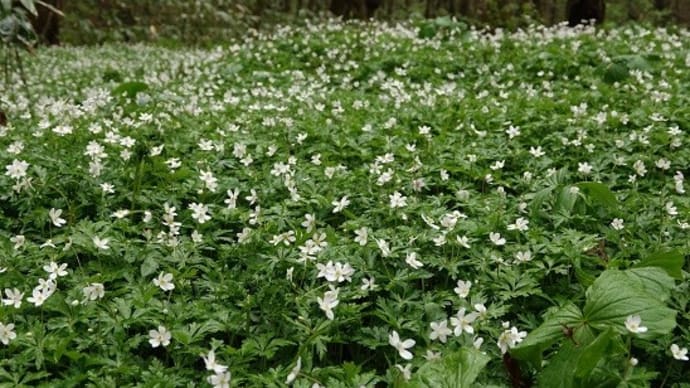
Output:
407 348 490 388
511 303 583 366
634 250 684 280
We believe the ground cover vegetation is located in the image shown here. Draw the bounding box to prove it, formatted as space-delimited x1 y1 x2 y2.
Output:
1 18 690 387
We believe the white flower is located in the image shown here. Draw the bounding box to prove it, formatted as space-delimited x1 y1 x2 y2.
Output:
43 262 68 280
474 303 488 318
199 170 218 192
92 236 110 250
332 196 350 213
507 217 529 232
389 191 408 208
610 218 624 230
490 160 505 171
5 159 29 180
633 160 647 176
316 261 355 283
454 280 472 298
450 308 478 336
577 162 592 175
10 235 25 250
317 287 340 320
354 227 368 246
389 330 415 360
2 288 23 308
629 357 638 367
670 344 689 361
189 202 212 223
514 250 533 263
429 320 452 343
285 356 301 384
506 125 521 139
0 322 17 345
153 272 175 291
148 326 172 348
489 232 506 246
27 287 48 306
655 158 671 170
49 208 66 227
529 146 545 158
497 324 527 354
625 315 647 334
665 201 678 217
405 252 423 269
302 213 316 232
191 230 203 243
82 283 105 301
202 350 228 374
473 336 484 350
111 209 130 219
361 277 376 291
456 235 471 248
207 371 232 388
224 188 239 209
432 234 447 247
376 238 391 257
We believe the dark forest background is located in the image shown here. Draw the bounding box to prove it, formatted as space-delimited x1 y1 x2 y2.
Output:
35 0 690 45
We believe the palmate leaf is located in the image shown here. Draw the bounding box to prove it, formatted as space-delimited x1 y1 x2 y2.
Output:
406 347 490 388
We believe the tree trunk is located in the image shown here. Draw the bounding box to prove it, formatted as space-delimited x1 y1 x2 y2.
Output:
567 0 605 26
28 0 63 45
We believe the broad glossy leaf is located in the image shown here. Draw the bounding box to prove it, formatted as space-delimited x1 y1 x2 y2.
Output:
634 250 684 280
511 303 583 366
112 81 149 98
583 268 676 337
574 328 613 377
407 347 490 388
576 182 617 211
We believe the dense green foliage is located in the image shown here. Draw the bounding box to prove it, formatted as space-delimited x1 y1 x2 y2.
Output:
1 19 690 386
58 0 688 45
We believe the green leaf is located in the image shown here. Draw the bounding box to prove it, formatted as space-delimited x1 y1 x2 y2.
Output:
555 185 579 216
634 250 684 280
576 182 617 210
574 328 613 378
600 62 629 83
407 348 490 388
20 0 37 15
537 341 578 388
112 81 149 98
511 303 583 366
140 256 159 277
583 268 676 337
